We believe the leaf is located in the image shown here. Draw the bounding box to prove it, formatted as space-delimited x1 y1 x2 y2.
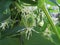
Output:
20 0 37 6
0 13 10 22
48 25 60 45
0 0 12 22
24 32 55 45
1 25 25 39
0 0 12 13
50 34 60 45
49 0 59 6
45 0 55 5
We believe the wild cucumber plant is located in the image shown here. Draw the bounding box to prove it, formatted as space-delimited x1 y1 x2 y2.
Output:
0 0 60 45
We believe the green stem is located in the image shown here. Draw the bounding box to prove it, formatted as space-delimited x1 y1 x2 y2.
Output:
38 0 60 39
42 4 60 39
14 1 22 11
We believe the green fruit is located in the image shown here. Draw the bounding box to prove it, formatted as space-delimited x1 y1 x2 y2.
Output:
21 14 35 28
27 16 34 27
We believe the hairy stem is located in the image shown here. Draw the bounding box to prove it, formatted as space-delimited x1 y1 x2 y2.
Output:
38 0 60 39
42 4 60 38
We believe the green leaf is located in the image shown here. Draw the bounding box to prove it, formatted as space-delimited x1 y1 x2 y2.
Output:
0 0 12 12
0 13 10 22
0 0 12 22
24 32 55 45
49 0 59 6
20 0 38 6
45 0 55 5
50 34 60 45
1 25 25 39
48 26 60 45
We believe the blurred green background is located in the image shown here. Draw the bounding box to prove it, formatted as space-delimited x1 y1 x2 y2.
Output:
0 32 55 45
